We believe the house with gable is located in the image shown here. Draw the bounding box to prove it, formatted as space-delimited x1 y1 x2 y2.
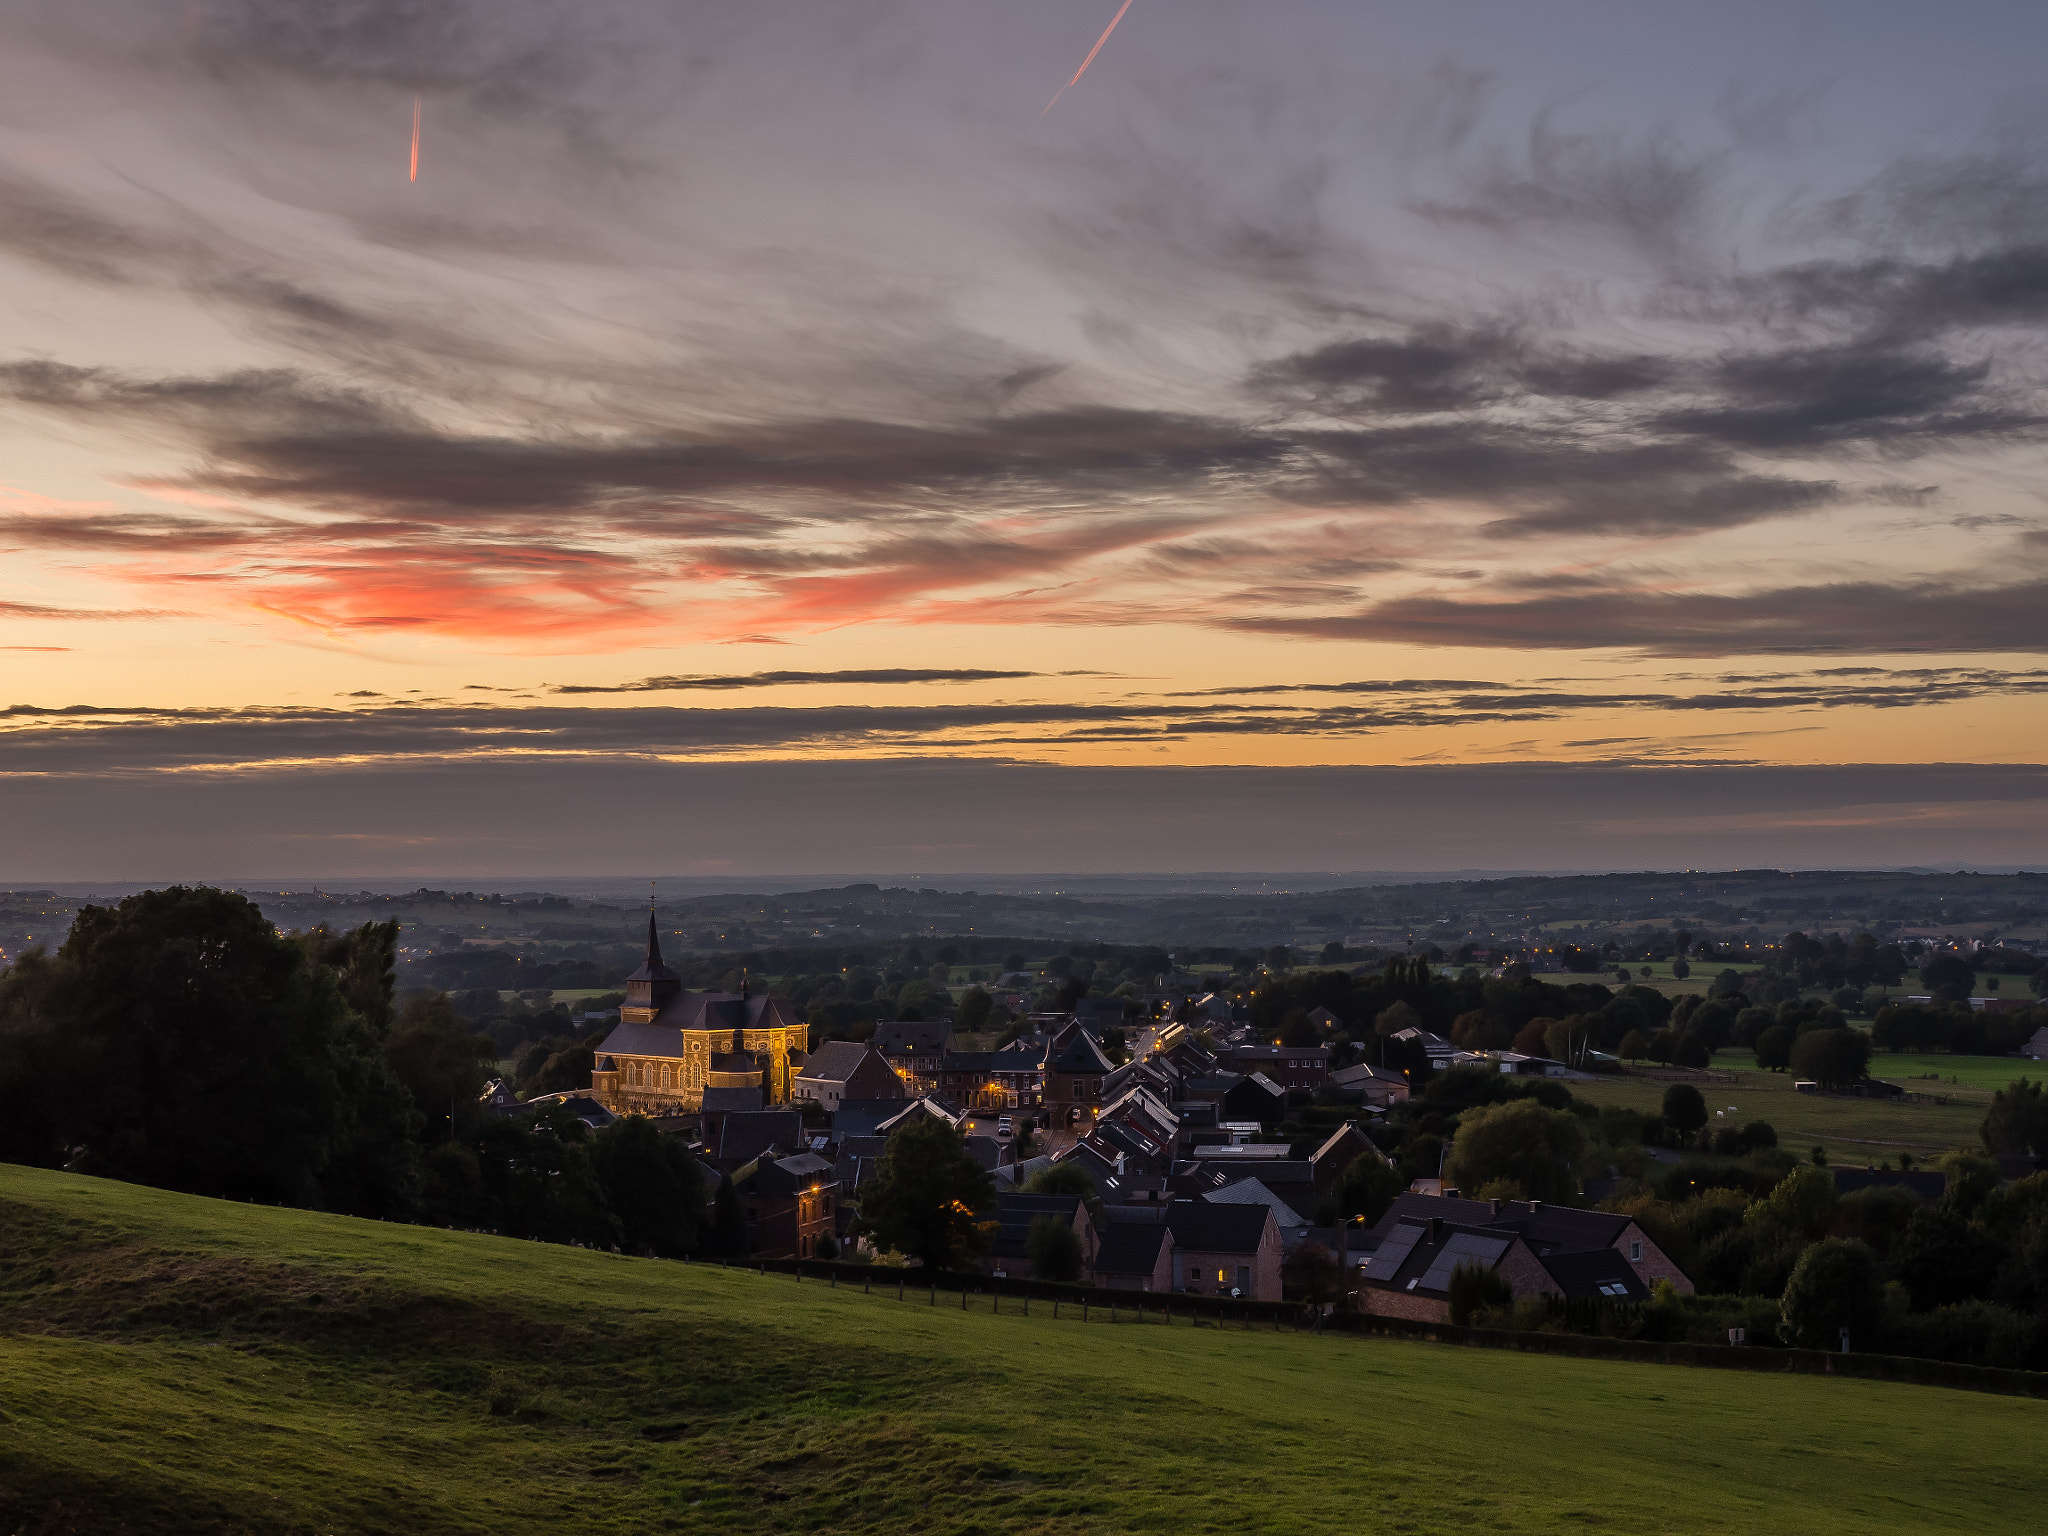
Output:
1044 1023 1118 1132
1094 1216 1176 1294
793 1040 905 1112
1165 1200 1282 1301
1362 1192 1692 1305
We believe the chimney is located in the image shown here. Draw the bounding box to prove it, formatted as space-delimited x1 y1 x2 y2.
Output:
1488 1197 1502 1217
1527 1199 1542 1216
1427 1216 1443 1246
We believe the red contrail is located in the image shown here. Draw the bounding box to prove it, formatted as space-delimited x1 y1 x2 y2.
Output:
409 95 421 182
1043 0 1136 116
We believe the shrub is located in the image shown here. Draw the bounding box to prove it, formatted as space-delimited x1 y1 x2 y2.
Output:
1025 1214 1083 1282
1779 1238 1885 1350
1887 1300 2040 1369
1447 1261 1513 1325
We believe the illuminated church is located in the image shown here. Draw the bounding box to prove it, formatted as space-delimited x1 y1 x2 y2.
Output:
588 917 808 1115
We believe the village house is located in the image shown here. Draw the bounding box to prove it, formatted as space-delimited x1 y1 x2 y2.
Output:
1043 1025 1117 1132
1357 1213 1650 1323
1093 1220 1176 1293
1326 1062 1412 1106
1362 1193 1693 1305
792 1040 905 1112
1224 1043 1331 1089
935 1045 1046 1113
733 1150 838 1260
1164 1200 1283 1301
873 1019 954 1094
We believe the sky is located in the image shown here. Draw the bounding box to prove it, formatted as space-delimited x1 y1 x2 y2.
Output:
3 1 2048 877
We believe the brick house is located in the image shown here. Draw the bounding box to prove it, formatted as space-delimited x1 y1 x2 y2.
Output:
935 1047 1046 1114
1364 1193 1693 1299
1044 1025 1117 1132
734 1151 838 1259
873 1019 955 1095
1358 1214 1650 1323
1308 1122 1378 1199
792 1041 905 1112
1225 1044 1330 1089
1094 1220 1176 1293
1164 1200 1282 1301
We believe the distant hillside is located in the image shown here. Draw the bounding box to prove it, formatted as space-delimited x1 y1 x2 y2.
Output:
1 1165 2041 1535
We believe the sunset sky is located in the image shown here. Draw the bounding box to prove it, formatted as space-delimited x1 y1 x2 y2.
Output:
4 1 2048 877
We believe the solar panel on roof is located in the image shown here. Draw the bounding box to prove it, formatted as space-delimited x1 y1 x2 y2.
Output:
1417 1232 1511 1293
1365 1222 1424 1277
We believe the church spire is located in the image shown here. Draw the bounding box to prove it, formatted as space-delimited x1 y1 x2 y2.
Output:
645 909 664 970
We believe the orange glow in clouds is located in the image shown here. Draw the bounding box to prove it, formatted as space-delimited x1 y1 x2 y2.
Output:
409 96 421 182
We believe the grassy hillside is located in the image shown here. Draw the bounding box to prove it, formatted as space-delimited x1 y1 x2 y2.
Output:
2 1166 2043 1535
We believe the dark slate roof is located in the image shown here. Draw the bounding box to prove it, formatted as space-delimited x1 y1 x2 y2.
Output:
833 1098 914 1139
987 1192 1087 1257
1164 1200 1274 1256
1050 1029 1116 1075
700 1085 764 1114
875 1096 964 1133
596 990 801 1058
716 1110 803 1167
1361 1219 1514 1297
1199 1177 1305 1228
1367 1192 1631 1257
963 1135 1009 1172
1537 1247 1651 1301
625 913 680 984
1094 1221 1172 1276
833 1135 889 1191
798 1040 878 1084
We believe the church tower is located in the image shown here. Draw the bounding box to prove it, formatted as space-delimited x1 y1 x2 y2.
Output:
621 913 683 1022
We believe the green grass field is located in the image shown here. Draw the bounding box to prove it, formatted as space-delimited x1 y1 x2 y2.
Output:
3 1167 2045 1534
1571 1057 2001 1163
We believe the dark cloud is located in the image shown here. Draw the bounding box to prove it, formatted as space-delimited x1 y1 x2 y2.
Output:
10 664 2048 776
554 668 1046 694
1654 344 2036 452
1408 115 1728 264
1222 580 2048 656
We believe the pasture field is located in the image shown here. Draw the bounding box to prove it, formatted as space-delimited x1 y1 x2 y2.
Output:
1863 1053 2048 1093
3 1166 2044 1535
1571 1058 1994 1163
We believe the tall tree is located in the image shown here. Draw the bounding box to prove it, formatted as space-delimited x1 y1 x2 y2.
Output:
0 886 416 1209
591 1115 707 1256
855 1114 996 1270
1445 1098 1586 1202
383 993 498 1143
